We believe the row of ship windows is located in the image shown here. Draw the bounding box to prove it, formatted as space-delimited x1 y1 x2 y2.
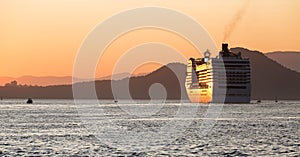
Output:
214 67 250 69
215 60 250 62
186 72 212 75
187 77 250 81
213 64 250 67
212 93 250 96
219 78 250 80
186 78 251 84
187 71 250 75
218 86 247 89
199 85 209 88
199 78 213 81
215 75 250 77
199 79 213 82
225 82 250 84
189 71 250 73
216 79 250 82
216 81 251 84
187 76 250 79
187 78 250 81
204 75 251 78
198 75 211 77
199 94 250 96
189 62 250 67
225 72 250 74
198 69 212 72
217 65 250 67
198 82 250 85
186 84 250 90
187 82 250 87
199 71 212 73
187 80 250 84
212 66 250 69
226 93 250 96
187 72 250 75
221 63 250 66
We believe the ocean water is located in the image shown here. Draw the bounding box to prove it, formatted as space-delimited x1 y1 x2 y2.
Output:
0 99 299 156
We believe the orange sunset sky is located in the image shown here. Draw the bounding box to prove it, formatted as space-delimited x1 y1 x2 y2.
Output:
1 0 300 78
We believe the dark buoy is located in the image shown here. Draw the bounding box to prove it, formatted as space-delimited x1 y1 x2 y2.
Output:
114 100 118 104
257 100 261 103
26 98 33 104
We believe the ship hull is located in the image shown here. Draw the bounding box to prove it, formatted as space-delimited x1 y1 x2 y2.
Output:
185 88 212 103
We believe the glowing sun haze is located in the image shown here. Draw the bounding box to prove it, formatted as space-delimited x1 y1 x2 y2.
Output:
0 0 299 78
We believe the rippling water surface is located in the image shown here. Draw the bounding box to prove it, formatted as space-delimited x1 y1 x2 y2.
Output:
0 99 299 156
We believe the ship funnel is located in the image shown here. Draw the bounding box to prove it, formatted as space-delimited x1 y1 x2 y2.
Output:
222 43 229 53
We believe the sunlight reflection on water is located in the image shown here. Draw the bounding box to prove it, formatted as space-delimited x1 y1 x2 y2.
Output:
0 100 299 156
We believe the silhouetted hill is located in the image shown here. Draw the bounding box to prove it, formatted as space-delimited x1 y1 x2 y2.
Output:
0 63 187 100
126 63 187 100
265 51 300 73
231 48 300 100
77 63 187 100
1 48 300 100
0 85 73 99
0 76 84 86
0 73 147 86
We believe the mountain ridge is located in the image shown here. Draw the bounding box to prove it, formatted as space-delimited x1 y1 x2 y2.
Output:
0 73 147 86
265 51 300 73
1 48 299 86
1 47 300 100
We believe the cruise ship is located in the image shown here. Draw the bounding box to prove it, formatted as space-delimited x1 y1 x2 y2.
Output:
185 43 251 103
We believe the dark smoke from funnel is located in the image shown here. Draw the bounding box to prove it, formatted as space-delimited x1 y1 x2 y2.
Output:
223 0 250 41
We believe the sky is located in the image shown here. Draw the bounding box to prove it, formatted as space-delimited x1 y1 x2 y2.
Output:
1 0 300 78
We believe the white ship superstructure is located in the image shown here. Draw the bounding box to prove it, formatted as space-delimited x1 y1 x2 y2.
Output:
185 43 251 103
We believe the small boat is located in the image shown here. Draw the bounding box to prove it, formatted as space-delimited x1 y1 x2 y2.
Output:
257 100 261 103
114 100 118 104
26 98 33 104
